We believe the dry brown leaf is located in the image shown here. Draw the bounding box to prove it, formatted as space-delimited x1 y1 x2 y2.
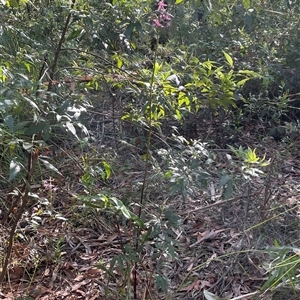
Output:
106 232 119 244
180 280 201 292
190 230 217 248
181 280 212 292
205 253 217 267
9 265 24 280
74 274 85 281
186 262 193 272
85 267 104 278
71 279 91 292
0 292 13 299
204 289 232 300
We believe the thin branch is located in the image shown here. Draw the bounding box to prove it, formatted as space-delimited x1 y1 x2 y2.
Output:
0 148 39 284
48 0 76 91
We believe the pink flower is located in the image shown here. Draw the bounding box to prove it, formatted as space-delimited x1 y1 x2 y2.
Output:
153 18 164 28
160 13 172 21
152 1 172 28
157 1 168 11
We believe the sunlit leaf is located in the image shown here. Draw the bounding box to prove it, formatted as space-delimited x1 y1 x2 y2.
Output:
223 51 233 67
242 0 251 9
9 159 22 181
65 122 78 139
117 57 123 68
102 160 111 179
39 158 62 176
204 289 232 300
154 62 162 75
22 142 33 151
238 70 261 77
22 96 40 111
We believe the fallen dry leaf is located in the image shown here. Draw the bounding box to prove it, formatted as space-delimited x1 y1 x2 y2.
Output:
71 279 91 292
204 289 232 300
181 280 212 292
190 230 217 248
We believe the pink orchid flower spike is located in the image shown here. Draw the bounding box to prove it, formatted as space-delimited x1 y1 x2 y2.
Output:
153 18 164 28
157 1 168 11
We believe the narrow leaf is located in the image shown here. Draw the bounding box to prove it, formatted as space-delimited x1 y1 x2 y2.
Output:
9 159 22 181
39 158 62 176
4 115 14 131
223 51 233 67
204 289 232 300
65 122 78 138
66 29 83 41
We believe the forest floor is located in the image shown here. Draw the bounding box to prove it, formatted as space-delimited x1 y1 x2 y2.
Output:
0 92 300 300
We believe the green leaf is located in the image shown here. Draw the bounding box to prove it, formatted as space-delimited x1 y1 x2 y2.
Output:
223 51 233 67
4 114 14 131
124 22 134 38
66 29 83 41
43 122 50 141
39 158 62 176
14 121 29 131
110 197 131 218
25 122 45 135
23 62 31 72
178 92 190 108
9 159 22 181
238 70 261 77
244 148 259 163
223 178 233 199
6 0 19 7
175 0 183 3
155 275 168 294
153 62 162 75
84 16 93 28
117 57 123 68
135 21 143 35
244 13 254 31
65 122 78 139
102 160 111 179
242 0 251 9
110 197 144 228
237 78 249 87
219 174 230 187
22 96 40 111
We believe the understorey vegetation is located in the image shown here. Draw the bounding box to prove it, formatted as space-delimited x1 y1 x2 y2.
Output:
0 0 299 299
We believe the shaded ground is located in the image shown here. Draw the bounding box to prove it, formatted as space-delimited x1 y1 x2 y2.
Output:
0 90 300 300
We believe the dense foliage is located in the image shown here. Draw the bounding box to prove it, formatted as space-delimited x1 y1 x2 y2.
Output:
0 0 299 299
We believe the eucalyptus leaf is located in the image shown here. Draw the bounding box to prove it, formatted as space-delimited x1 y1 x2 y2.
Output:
203 290 232 300
9 159 22 181
39 158 62 176
4 114 14 131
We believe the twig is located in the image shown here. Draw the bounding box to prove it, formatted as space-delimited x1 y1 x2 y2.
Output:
48 0 76 90
181 190 263 215
0 149 39 284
